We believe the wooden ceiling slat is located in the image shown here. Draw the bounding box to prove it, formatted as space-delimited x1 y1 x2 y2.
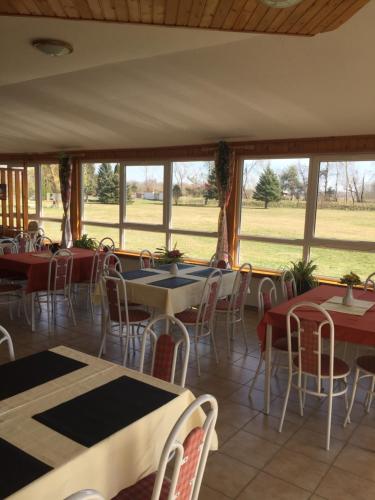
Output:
18 0 42 15
287 0 330 33
245 2 268 31
232 0 257 31
57 0 80 18
326 0 368 31
1 1 19 14
187 0 206 27
99 0 117 20
199 0 220 28
211 0 234 29
165 0 179 25
127 0 141 22
113 0 129 21
45 0 65 16
310 0 357 34
267 3 299 33
140 0 153 23
86 0 103 19
33 0 55 16
74 0 93 19
9 0 31 14
276 0 316 33
177 0 193 26
254 4 279 31
152 0 165 24
221 0 247 30
299 0 343 34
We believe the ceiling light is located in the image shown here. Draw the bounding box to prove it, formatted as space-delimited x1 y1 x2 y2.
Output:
31 38 73 57
259 0 304 8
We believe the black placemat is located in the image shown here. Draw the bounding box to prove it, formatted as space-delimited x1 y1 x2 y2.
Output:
121 269 160 280
0 351 87 401
148 277 198 289
33 376 177 447
157 263 196 271
187 267 234 278
0 437 52 498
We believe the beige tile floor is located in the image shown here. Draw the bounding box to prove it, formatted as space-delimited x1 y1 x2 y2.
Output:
0 299 374 500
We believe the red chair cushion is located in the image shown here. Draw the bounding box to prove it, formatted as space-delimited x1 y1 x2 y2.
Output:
293 353 349 377
126 309 150 323
357 355 375 374
175 308 199 324
153 334 175 382
273 336 298 352
112 473 170 500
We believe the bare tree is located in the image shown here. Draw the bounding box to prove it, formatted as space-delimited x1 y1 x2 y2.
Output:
173 163 189 192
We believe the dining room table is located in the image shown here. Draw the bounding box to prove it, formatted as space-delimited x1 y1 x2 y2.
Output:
0 345 217 500
0 248 95 331
257 284 375 414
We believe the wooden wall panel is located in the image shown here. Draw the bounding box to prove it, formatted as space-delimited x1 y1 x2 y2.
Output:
22 164 28 230
1 169 6 228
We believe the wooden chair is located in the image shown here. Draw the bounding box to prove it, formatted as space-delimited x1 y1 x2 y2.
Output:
176 270 222 376
215 263 252 355
345 354 375 425
99 271 151 366
113 394 218 500
139 249 155 269
139 314 190 387
278 302 350 450
280 269 297 301
0 325 15 361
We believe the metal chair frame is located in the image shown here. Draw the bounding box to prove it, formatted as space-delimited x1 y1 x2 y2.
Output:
65 490 104 500
139 249 155 269
345 356 375 425
280 269 297 301
98 237 116 252
0 325 15 361
209 252 233 269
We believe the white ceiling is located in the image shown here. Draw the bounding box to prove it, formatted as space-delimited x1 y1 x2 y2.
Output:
0 2 374 154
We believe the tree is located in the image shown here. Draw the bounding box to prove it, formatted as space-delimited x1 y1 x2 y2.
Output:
126 183 134 204
280 165 303 200
97 163 119 204
203 166 218 205
253 166 281 208
172 184 182 205
83 163 97 202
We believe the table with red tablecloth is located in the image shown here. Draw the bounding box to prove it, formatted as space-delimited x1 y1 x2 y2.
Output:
258 284 375 414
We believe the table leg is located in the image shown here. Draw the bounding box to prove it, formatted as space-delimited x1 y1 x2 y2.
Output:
264 324 272 414
31 292 35 332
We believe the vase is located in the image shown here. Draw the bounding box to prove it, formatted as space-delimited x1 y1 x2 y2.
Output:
170 262 178 276
342 285 354 306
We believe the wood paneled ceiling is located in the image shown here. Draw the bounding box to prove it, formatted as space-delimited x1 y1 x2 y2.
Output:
0 0 370 36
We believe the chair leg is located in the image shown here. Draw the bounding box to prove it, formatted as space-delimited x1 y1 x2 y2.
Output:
69 296 77 326
248 352 263 398
326 381 334 451
345 367 360 426
22 292 30 325
343 376 349 411
279 372 292 433
240 317 248 352
210 323 219 364
225 314 231 356
195 338 201 376
123 330 130 367
366 376 375 413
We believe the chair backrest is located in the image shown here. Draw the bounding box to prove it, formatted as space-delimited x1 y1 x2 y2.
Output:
35 236 53 252
151 394 218 500
257 277 277 319
139 248 155 269
102 252 122 275
0 325 15 361
286 302 335 394
14 232 31 253
65 490 104 500
0 240 17 255
90 250 106 285
281 269 297 301
48 249 74 293
209 252 233 270
98 237 116 253
139 314 190 387
229 262 252 311
364 272 375 291
196 269 222 325
101 271 129 327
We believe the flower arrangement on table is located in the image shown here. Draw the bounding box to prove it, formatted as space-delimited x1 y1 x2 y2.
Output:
155 244 185 265
340 272 362 306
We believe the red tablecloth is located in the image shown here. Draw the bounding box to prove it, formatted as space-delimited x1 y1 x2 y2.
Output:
257 284 375 350
0 248 95 293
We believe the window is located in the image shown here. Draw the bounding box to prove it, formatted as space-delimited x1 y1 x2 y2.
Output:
239 240 302 271
124 229 165 252
27 166 37 216
40 164 63 218
310 247 375 279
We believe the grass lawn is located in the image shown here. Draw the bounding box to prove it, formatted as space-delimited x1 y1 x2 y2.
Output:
38 199 375 279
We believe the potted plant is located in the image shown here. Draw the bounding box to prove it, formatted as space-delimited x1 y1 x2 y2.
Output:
73 234 98 251
340 272 362 306
155 244 185 275
287 259 318 295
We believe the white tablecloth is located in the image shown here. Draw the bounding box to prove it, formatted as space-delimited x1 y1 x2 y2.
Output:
1 346 217 500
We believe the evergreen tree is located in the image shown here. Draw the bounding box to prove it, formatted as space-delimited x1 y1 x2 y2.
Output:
97 163 119 204
172 184 182 205
126 183 134 204
253 166 281 208
280 165 303 200
203 166 218 205
83 164 97 202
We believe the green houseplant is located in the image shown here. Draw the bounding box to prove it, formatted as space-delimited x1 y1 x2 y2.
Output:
287 259 318 295
340 272 362 306
73 234 98 251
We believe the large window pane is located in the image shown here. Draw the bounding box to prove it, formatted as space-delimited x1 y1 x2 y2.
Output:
171 161 219 232
239 240 303 270
40 220 62 242
41 164 63 218
171 234 217 261
240 158 309 239
310 247 375 279
27 166 36 215
82 224 119 248
124 229 165 253
125 165 164 225
315 160 375 241
82 163 120 224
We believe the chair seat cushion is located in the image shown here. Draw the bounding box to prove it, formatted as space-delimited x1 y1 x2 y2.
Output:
0 284 22 293
175 308 199 324
273 336 298 352
357 355 375 374
112 473 170 500
127 309 151 323
293 353 350 377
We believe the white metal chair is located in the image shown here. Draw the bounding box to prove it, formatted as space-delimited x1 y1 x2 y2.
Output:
99 237 116 252
65 490 104 500
215 263 252 355
139 249 155 269
176 270 222 376
364 272 375 291
280 269 297 301
278 302 350 450
35 235 53 252
76 249 106 319
113 394 218 500
0 240 17 255
139 314 190 387
36 249 76 333
209 252 233 270
14 232 32 253
99 271 151 366
103 252 123 275
0 325 15 361
345 354 375 425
